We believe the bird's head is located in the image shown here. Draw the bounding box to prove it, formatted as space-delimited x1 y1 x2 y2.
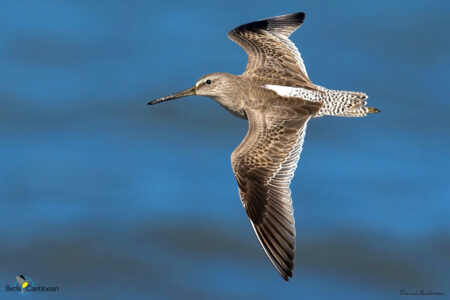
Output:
148 73 234 105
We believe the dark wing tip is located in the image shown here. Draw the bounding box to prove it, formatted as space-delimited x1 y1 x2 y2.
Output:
276 11 305 25
280 265 293 281
283 272 292 281
252 221 295 282
230 12 306 37
234 19 269 34
266 12 305 36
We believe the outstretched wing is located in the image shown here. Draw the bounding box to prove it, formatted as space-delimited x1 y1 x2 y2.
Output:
228 12 316 90
231 102 320 280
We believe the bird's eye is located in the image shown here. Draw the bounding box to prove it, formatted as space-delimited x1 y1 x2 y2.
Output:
206 79 211 85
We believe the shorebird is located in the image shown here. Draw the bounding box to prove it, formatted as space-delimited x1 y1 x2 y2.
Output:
148 12 379 281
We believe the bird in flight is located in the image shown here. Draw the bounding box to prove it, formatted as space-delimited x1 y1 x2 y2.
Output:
148 12 379 281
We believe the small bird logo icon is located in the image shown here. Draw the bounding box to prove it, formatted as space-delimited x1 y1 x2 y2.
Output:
16 275 30 292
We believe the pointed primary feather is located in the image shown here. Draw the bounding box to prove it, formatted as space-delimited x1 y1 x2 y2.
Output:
228 12 316 90
231 101 320 280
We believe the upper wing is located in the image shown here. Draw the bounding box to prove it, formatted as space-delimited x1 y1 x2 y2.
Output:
228 12 316 90
231 102 320 280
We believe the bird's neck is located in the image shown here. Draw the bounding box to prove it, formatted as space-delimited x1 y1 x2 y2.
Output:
212 77 248 119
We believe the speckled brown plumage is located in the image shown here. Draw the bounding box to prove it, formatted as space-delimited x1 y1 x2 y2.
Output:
231 103 319 280
148 11 379 281
228 12 316 90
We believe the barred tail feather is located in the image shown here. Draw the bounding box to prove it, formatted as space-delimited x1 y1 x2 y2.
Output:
314 86 379 118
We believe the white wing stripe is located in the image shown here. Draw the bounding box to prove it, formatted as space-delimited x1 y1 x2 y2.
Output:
264 85 323 102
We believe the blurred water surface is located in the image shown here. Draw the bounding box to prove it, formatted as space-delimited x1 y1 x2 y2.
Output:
0 0 449 299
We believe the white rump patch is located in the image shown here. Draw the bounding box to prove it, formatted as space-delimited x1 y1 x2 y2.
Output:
263 85 323 102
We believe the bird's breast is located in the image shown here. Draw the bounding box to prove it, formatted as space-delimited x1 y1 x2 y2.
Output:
212 96 247 119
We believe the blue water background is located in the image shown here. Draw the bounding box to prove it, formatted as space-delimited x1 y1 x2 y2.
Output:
0 0 449 299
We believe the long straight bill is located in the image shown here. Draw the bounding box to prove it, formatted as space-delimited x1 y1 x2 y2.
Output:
147 87 196 105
